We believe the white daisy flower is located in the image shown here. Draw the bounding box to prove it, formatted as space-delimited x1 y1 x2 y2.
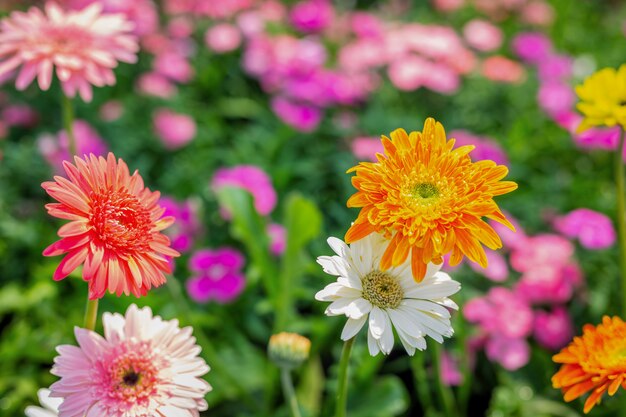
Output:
25 389 60 417
315 233 461 356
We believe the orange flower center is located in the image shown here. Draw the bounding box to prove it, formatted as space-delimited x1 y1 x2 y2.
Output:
89 188 153 254
41 25 92 55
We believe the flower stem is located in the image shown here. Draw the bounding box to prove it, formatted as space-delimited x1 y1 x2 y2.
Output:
61 93 77 157
334 337 355 417
280 368 302 417
410 352 434 414
83 297 99 330
432 343 457 416
616 128 626 318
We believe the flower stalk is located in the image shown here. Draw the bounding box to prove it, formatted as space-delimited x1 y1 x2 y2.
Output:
335 337 355 417
82 297 98 330
280 368 302 417
61 93 77 157
616 128 626 318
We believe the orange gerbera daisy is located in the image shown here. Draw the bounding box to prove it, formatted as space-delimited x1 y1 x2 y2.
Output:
42 153 180 299
345 118 517 281
552 316 626 414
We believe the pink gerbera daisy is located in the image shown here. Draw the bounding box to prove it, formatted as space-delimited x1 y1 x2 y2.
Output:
0 2 139 102
42 153 180 299
50 304 211 417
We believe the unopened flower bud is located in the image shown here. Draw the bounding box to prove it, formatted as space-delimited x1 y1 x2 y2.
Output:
268 332 311 369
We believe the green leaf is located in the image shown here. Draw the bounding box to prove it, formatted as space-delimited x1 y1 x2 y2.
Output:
349 376 409 417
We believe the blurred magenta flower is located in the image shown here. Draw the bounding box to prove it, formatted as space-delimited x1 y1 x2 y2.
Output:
205 23 242 53
538 82 576 117
485 336 530 371
515 262 582 304
212 165 277 216
289 0 334 33
511 32 552 64
482 56 525 83
510 234 574 272
533 306 574 350
537 54 573 81
186 247 246 303
463 19 503 52
351 136 384 162
1 104 38 127
37 120 107 172
450 129 509 165
267 223 286 256
136 72 177 98
553 208 616 250
153 109 196 149
432 0 465 12
350 12 384 39
440 351 463 386
491 212 527 250
271 96 322 132
0 2 139 102
469 249 509 282
160 196 201 253
388 55 432 91
167 16 194 39
154 52 194 83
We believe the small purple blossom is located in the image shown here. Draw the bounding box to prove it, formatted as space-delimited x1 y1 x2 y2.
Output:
186 247 246 303
212 165 277 216
554 208 616 250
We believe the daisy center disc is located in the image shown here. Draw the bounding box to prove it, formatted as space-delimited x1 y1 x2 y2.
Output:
361 270 404 309
412 182 440 199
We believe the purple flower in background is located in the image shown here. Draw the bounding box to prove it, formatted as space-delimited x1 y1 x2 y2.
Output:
511 32 552 63
574 126 621 151
154 51 194 83
537 82 575 117
2 104 38 127
137 72 177 98
351 136 384 162
469 249 509 282
533 306 574 350
267 223 286 255
289 0 334 33
205 23 242 53
485 336 530 371
554 208 616 250
450 130 509 166
537 54 573 81
37 120 107 172
212 165 277 216
271 96 322 132
440 351 463 386
186 247 246 303
159 196 201 253
153 109 197 149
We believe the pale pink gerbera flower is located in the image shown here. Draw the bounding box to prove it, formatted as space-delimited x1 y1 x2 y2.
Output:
50 304 211 417
42 153 180 299
0 2 139 102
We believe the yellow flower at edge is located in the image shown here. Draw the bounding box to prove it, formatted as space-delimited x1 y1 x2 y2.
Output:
576 64 626 132
552 316 626 414
345 118 517 281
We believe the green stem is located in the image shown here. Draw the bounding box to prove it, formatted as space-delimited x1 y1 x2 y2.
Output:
61 94 77 157
166 276 258 411
334 337 355 417
280 368 302 417
616 128 626 417
83 297 98 330
432 343 457 416
410 351 434 414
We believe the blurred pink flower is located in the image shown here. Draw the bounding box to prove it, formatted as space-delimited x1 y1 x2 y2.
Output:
268 223 286 256
554 208 616 250
212 165 277 216
0 2 139 102
463 19 503 52
99 100 123 122
422 63 460 94
521 1 555 26
482 56 525 83
511 32 552 64
205 23 242 53
388 55 431 91
289 0 334 33
440 351 463 386
537 54 573 81
160 196 201 253
153 109 196 149
187 247 246 303
533 306 574 350
450 129 509 165
515 262 582 304
510 234 574 273
2 104 38 127
37 120 107 171
271 96 322 132
154 52 193 83
351 137 384 162
402 24 464 59
432 0 465 12
469 249 509 282
485 336 530 370
538 82 576 116
350 12 384 39
136 72 177 98
465 287 534 339
167 16 194 38
491 212 526 250
339 39 387 72
574 126 621 151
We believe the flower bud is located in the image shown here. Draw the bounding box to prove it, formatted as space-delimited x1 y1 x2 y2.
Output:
268 332 311 369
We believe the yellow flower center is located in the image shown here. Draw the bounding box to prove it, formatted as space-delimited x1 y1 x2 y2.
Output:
361 270 404 309
412 182 440 199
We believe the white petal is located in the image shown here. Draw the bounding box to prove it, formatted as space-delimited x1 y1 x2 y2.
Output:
326 297 358 316
24 407 56 417
367 329 380 356
378 313 394 354
402 299 451 318
344 298 373 319
327 237 349 257
403 280 460 300
38 389 62 412
368 307 386 338
341 316 367 340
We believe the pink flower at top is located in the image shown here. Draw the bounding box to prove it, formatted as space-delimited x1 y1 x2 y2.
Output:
351 137 384 162
554 208 616 250
37 120 108 172
482 56 526 83
205 23 242 53
0 2 139 102
267 223 286 256
159 196 201 253
186 247 246 303
212 165 277 216
289 0 334 33
50 304 211 417
511 32 552 64
533 306 574 350
271 96 323 132
136 72 177 98
153 109 196 149
463 19 503 52
450 129 509 166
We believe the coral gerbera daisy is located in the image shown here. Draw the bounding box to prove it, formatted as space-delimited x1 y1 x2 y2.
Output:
0 2 139 102
315 233 460 356
345 118 517 281
50 304 211 417
576 64 626 132
42 153 180 299
552 316 626 414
